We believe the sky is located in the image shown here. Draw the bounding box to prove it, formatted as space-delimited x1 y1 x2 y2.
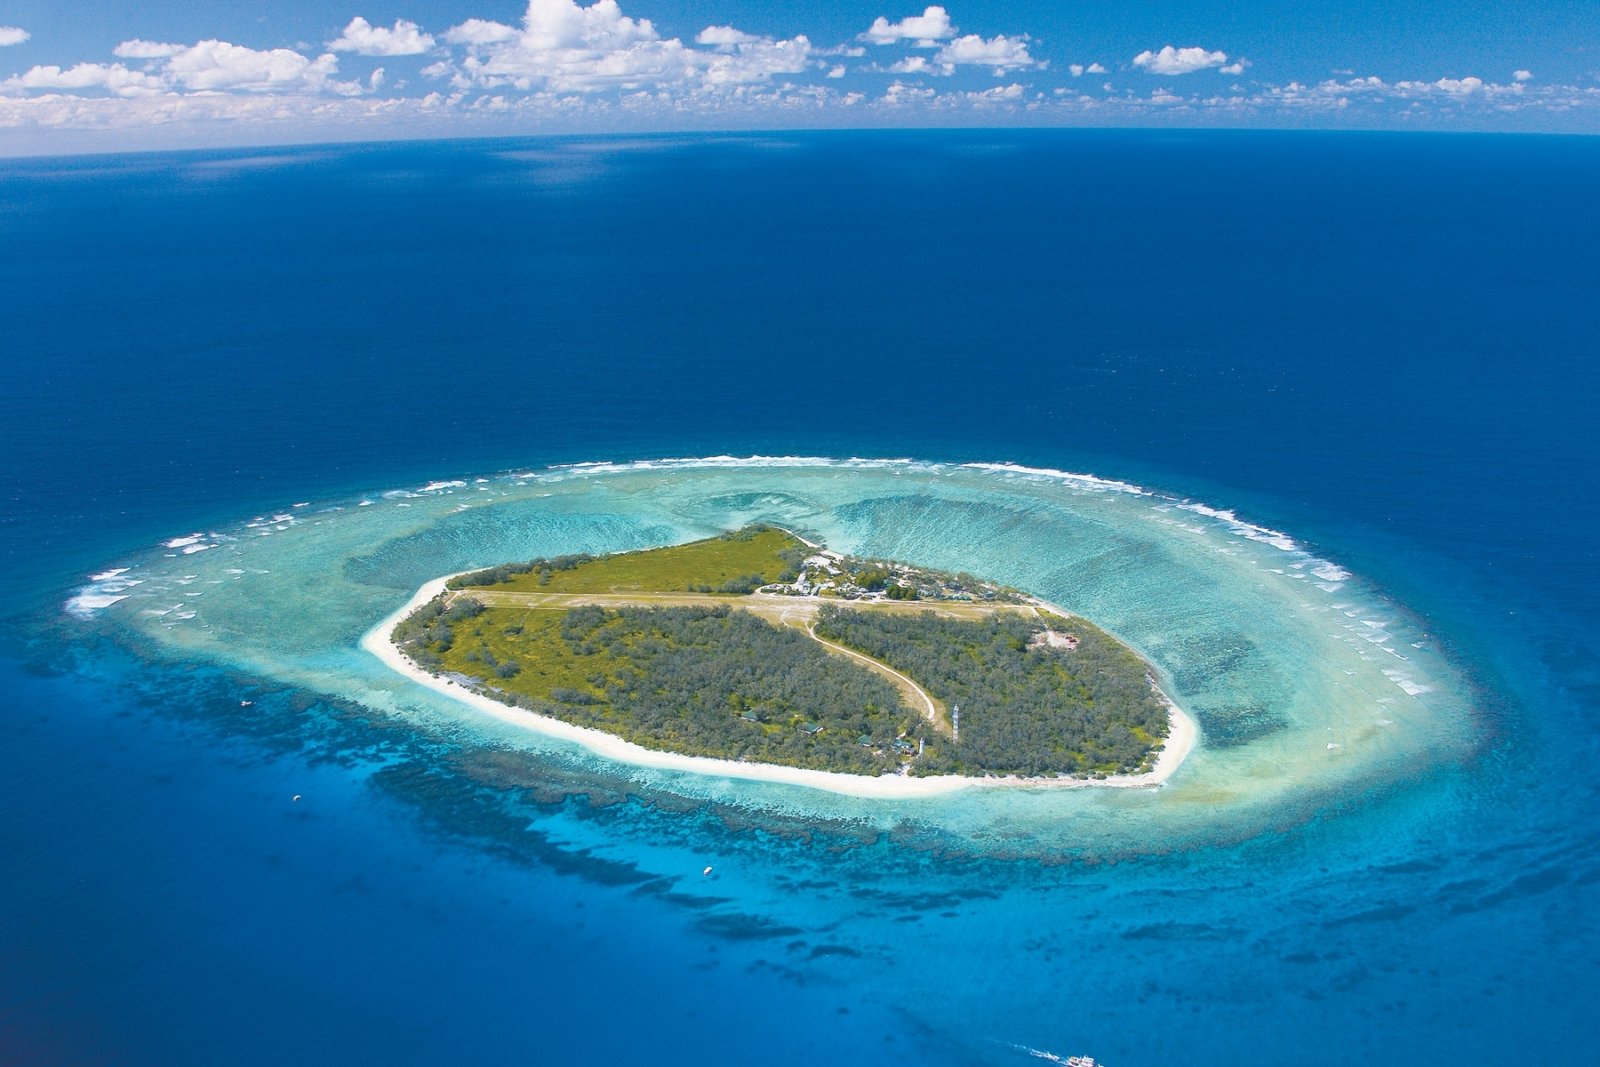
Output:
0 0 1597 153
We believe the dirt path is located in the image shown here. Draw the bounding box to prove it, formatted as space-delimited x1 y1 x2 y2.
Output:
456 588 985 736
803 623 951 737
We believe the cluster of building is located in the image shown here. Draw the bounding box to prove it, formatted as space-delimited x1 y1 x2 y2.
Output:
762 551 995 604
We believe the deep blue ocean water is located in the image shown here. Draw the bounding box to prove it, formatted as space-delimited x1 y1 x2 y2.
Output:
1 131 1597 1064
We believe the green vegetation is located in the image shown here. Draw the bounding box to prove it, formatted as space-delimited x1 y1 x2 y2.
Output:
450 526 808 595
396 525 1171 779
395 599 930 773
814 608 1169 776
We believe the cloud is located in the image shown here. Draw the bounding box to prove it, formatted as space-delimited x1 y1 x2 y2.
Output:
882 79 936 104
517 0 660 52
0 91 471 143
3 63 165 97
440 1 809 92
960 82 1023 104
1395 76 1485 96
442 19 520 46
1123 71 1542 117
329 17 435 57
696 27 756 49
10 39 356 97
863 7 955 46
934 34 1040 74
701 35 812 86
164 41 344 92
6 66 1600 149
7 2 1600 143
878 32 1038 76
0 26 30 47
1133 45 1229 76
445 0 691 92
419 60 458 84
114 40 186 59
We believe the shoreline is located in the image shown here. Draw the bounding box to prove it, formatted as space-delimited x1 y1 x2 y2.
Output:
360 577 1198 800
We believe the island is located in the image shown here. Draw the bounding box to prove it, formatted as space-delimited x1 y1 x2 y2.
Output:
367 526 1195 794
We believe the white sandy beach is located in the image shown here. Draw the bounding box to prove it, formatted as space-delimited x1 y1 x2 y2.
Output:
360 577 1197 799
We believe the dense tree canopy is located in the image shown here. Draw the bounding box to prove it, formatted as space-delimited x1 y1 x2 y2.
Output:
815 608 1168 776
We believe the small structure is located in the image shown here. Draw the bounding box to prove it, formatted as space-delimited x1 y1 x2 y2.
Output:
800 721 824 736
1030 629 1080 651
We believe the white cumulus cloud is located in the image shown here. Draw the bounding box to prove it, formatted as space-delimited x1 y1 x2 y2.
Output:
10 39 357 97
1399 76 1484 95
0 26 30 47
441 0 807 93
442 19 520 46
165 41 344 92
329 17 435 57
935 34 1039 74
882 79 936 103
518 0 660 52
863 7 955 46
701 34 812 85
1133 45 1229 75
1514 69 1532 81
961 82 1023 103
3 62 165 97
696 26 757 49
446 0 690 92
114 40 186 59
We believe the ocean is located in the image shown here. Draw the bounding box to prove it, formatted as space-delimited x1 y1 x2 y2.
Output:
1 130 1596 1065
